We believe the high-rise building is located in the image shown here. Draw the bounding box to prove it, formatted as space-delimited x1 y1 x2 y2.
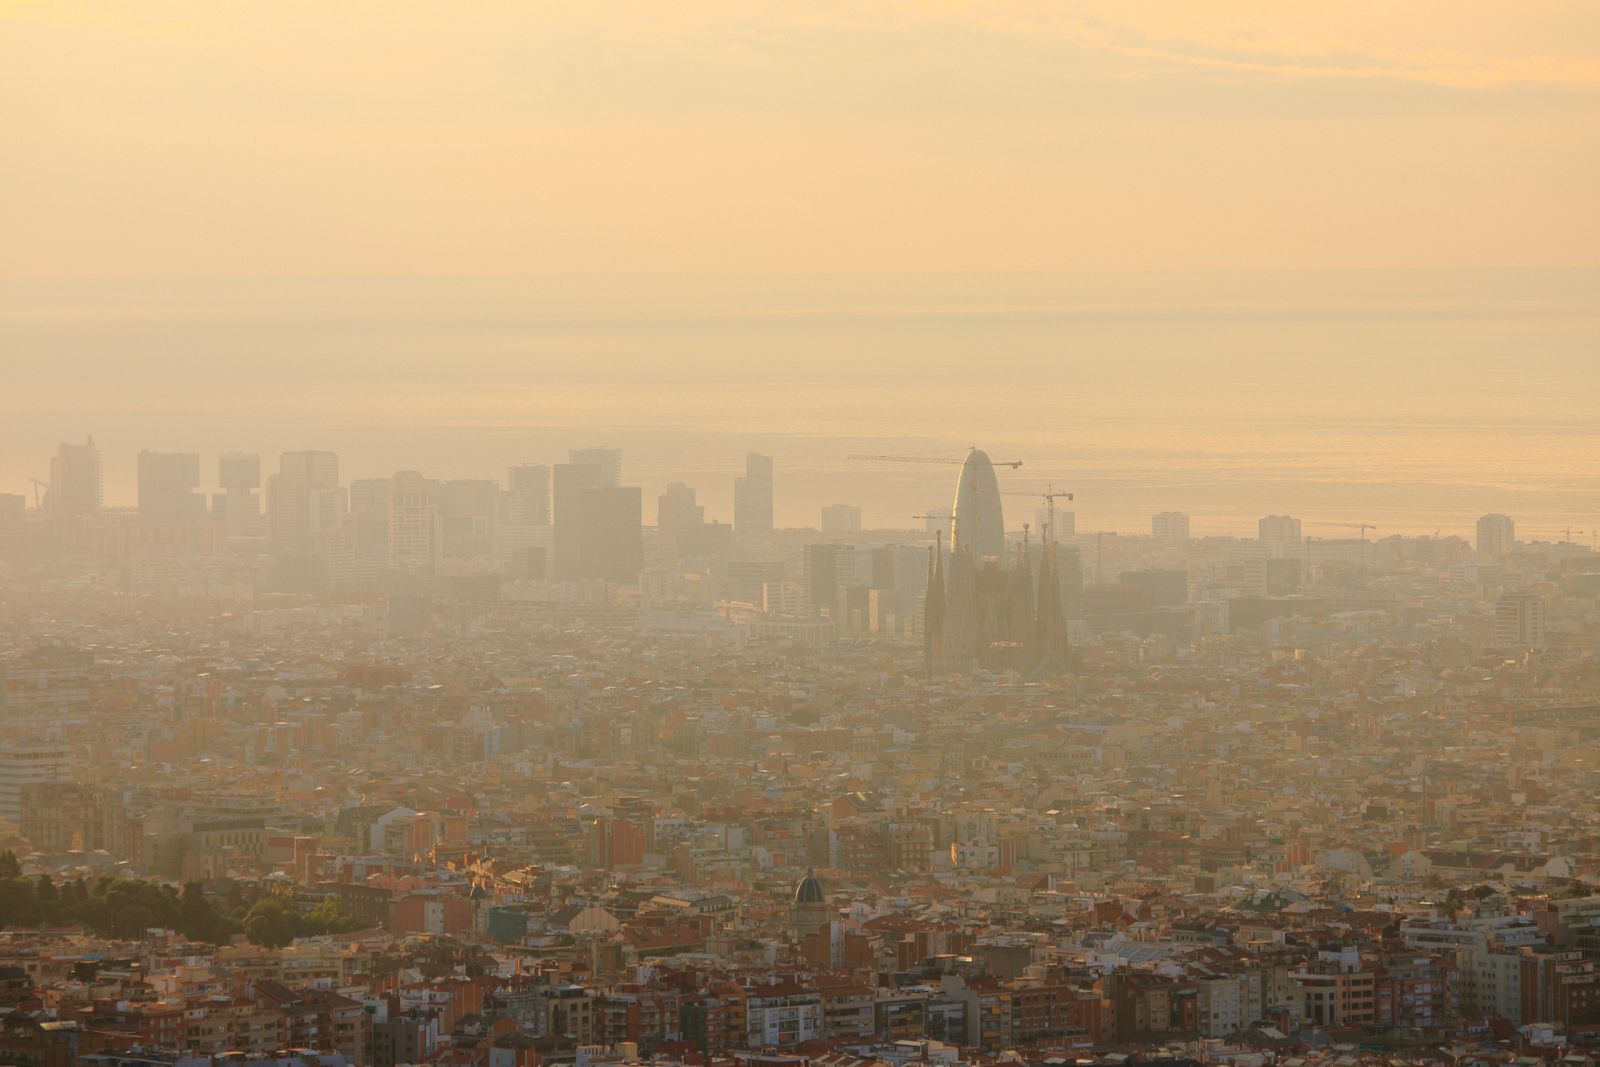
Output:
1258 514 1302 556
266 450 342 552
1495 591 1545 649
1478 513 1516 559
658 482 730 560
0 741 69 827
734 452 774 538
820 504 862 534
658 482 704 538
1152 511 1190 543
579 486 642 582
554 462 642 582
567 447 621 487
442 479 497 560
803 543 851 613
48 437 102 519
925 449 1069 677
553 462 599 579
137 450 203 523
507 465 551 526
347 477 392 562
951 449 1006 561
213 452 262 536
388 471 440 575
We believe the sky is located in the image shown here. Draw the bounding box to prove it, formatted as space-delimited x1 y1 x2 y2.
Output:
3 1 1598 280
2 4 1597 534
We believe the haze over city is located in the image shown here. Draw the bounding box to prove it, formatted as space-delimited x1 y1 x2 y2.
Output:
2 6 1600 1067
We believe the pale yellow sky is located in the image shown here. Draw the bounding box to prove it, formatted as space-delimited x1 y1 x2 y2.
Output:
2 1 1597 281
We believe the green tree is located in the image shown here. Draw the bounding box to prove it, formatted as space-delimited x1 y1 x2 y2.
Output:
0 878 39 927
97 880 182 939
243 898 296 948
300 895 363 936
34 875 58 924
0 851 20 879
179 882 237 944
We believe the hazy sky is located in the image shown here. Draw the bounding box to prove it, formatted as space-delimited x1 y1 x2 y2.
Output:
3 5 1598 535
4 2 1598 281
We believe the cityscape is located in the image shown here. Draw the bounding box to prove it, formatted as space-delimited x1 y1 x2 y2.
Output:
3 433 1599 1067
5 5 1599 1067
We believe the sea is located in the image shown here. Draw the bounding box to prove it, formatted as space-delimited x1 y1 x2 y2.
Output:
3 268 1596 540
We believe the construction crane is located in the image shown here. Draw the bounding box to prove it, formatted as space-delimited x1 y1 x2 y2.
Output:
1310 521 1377 539
1312 518 1376 537
1307 521 1377 565
27 477 49 510
1002 486 1074 543
1524 526 1593 548
847 450 1024 469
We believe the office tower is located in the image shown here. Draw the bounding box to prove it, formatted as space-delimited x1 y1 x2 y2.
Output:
553 462 599 579
568 447 621 487
1477 513 1515 559
1494 591 1545 648
1258 514 1302 556
820 504 862 534
658 483 704 539
507 464 551 526
48 437 102 518
554 462 643 583
137 450 203 523
442 479 497 560
804 543 851 613
388 471 440 574
213 452 262 536
0 741 69 827
950 449 1005 560
266 450 342 552
734 452 774 538
924 453 1071 676
1152 511 1191 543
347 477 393 569
658 482 729 560
218 451 259 491
498 466 552 577
348 477 392 529
583 486 644 582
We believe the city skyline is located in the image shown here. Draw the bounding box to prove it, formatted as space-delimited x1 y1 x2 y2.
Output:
12 432 1593 547
5 6 1600 1064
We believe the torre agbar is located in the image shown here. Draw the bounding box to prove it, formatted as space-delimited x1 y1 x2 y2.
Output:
924 449 1069 677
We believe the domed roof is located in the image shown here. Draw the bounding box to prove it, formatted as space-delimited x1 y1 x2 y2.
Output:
793 868 825 905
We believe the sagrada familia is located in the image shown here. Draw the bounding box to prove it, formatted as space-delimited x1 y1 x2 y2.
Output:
922 450 1070 678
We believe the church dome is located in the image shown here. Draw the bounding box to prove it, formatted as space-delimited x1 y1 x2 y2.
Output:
793 868 825 905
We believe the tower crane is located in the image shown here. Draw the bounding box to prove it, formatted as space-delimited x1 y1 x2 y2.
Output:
847 450 1024 469
1003 485 1075 543
1309 521 1376 539
1307 521 1377 564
